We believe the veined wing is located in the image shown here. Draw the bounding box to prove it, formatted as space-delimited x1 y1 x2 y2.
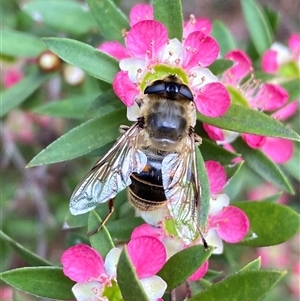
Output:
162 135 200 243
70 122 147 215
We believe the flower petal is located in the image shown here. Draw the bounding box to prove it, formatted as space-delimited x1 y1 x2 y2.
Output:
209 206 250 243
183 16 212 38
194 82 230 117
242 133 266 149
188 260 209 281
131 223 164 241
104 248 121 278
261 49 278 73
262 137 294 164
205 229 223 254
126 20 168 60
112 71 139 106
224 50 252 84
288 33 300 56
61 244 104 282
209 193 230 216
119 57 146 83
272 100 298 121
183 31 219 69
98 41 129 60
205 161 227 195
3 68 23 88
252 83 288 111
140 275 167 301
72 282 102 301
129 4 153 27
127 236 166 278
203 123 225 141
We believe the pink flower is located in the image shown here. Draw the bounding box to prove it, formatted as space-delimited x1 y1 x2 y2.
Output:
2 68 23 88
205 161 250 253
131 223 209 282
262 33 300 75
62 244 121 301
62 240 167 301
97 5 229 119
204 49 295 164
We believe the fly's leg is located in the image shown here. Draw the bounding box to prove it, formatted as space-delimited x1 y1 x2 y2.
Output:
87 199 114 236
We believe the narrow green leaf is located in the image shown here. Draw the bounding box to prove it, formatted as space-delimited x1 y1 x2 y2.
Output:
240 257 261 272
189 270 285 301
232 137 294 194
263 6 281 35
32 93 100 119
27 108 128 167
86 0 129 41
241 0 273 55
88 211 115 258
281 78 300 102
153 0 183 40
42 38 119 83
117 247 150 301
233 201 300 247
157 245 214 290
208 59 234 76
200 138 240 165
198 104 300 142
0 230 52 266
196 146 210 230
106 217 144 242
0 267 75 300
23 0 96 35
283 145 300 181
0 29 46 57
0 69 50 117
211 21 237 56
224 161 244 180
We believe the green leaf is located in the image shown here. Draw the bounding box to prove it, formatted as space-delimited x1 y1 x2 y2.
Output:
0 267 75 300
32 93 100 119
281 78 300 102
0 29 47 57
88 211 115 258
240 257 261 272
86 0 129 41
198 104 300 142
27 108 128 167
196 146 210 230
157 245 214 290
189 270 285 301
153 0 183 40
208 59 234 76
42 38 119 83
211 21 237 56
23 0 96 35
232 137 294 194
241 0 273 55
0 69 50 117
106 217 144 242
224 161 244 180
117 247 149 301
233 201 300 247
200 138 240 165
0 230 52 266
263 6 281 35
283 145 300 181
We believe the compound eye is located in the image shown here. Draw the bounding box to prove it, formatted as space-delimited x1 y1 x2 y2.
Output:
165 82 179 93
179 85 193 101
144 80 165 94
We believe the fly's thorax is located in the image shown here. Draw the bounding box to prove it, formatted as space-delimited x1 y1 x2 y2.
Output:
140 95 196 152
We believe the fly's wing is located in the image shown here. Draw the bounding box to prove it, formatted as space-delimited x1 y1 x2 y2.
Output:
70 123 147 215
162 135 200 243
